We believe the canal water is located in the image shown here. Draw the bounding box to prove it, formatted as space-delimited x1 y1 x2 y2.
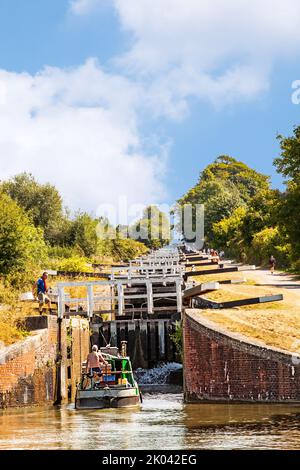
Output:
1 393 300 449
1 363 300 450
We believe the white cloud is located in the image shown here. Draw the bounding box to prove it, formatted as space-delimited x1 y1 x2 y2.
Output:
0 59 167 213
3 0 300 213
71 0 300 114
114 0 300 112
69 0 104 15
114 0 300 71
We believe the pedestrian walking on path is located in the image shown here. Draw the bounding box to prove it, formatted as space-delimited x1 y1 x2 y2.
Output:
269 255 276 275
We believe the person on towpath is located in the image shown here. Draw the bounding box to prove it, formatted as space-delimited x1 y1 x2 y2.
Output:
269 255 276 275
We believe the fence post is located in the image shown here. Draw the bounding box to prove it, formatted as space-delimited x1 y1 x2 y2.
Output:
87 284 94 318
58 286 65 319
176 278 182 313
146 280 153 315
117 283 124 316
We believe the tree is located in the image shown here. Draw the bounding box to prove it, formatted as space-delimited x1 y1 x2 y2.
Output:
178 156 269 242
109 238 148 262
251 227 290 267
200 180 244 239
130 205 171 249
68 212 98 258
274 126 300 180
212 187 280 263
213 207 247 260
239 188 279 246
1 173 65 245
200 155 270 201
0 192 47 281
274 126 300 259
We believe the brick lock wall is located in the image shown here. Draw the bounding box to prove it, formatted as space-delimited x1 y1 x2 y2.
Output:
0 329 56 408
67 318 90 402
183 311 300 403
0 316 90 409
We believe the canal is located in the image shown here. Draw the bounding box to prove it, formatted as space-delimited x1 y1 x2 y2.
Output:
1 392 300 450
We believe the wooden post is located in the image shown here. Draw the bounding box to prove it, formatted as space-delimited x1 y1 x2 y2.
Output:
117 283 124 316
110 284 115 321
58 286 65 319
110 321 117 346
146 280 153 314
176 278 182 313
87 284 94 319
158 320 165 360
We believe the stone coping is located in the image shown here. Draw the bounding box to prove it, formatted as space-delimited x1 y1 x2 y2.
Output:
0 329 47 364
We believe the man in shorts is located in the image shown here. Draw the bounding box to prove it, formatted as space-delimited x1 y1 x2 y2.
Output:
33 272 52 315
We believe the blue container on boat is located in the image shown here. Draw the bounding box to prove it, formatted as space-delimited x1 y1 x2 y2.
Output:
103 374 116 382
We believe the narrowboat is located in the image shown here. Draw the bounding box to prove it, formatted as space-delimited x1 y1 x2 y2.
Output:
75 343 142 410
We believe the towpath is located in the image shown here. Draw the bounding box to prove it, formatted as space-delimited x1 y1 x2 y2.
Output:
244 268 300 307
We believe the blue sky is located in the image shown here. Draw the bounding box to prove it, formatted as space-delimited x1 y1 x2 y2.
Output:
0 0 300 214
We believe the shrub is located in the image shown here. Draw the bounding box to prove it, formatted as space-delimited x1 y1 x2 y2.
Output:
54 256 91 272
250 227 290 267
170 321 183 361
0 192 47 284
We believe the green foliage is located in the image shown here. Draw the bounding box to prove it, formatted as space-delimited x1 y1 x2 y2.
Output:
1 173 65 245
130 205 171 249
213 207 248 260
54 256 91 273
277 182 300 248
170 321 183 360
96 218 150 261
47 245 83 260
0 279 18 305
201 180 244 239
0 192 47 283
178 156 269 242
109 238 149 262
68 212 98 257
274 127 300 180
274 126 300 260
201 155 269 201
250 227 290 267
290 259 300 273
239 189 279 245
212 189 283 265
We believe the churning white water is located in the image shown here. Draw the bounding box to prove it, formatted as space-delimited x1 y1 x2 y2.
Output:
134 362 182 384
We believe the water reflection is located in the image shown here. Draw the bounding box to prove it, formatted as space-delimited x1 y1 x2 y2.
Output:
1 394 300 449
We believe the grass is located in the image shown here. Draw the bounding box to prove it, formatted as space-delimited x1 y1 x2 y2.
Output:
197 308 300 354
0 280 30 345
191 267 300 354
186 264 219 273
202 289 250 303
193 271 247 284
0 304 31 346
0 273 112 347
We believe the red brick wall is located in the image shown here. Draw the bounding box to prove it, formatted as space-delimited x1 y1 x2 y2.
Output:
183 311 300 403
0 316 89 409
67 318 90 402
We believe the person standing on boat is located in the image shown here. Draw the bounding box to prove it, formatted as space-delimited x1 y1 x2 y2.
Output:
86 345 108 375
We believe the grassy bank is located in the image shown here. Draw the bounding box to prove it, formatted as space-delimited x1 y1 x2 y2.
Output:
193 268 300 354
0 280 29 345
0 272 111 346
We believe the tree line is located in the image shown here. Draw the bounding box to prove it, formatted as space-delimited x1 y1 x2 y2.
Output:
0 174 171 290
1 123 300 296
178 125 300 270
